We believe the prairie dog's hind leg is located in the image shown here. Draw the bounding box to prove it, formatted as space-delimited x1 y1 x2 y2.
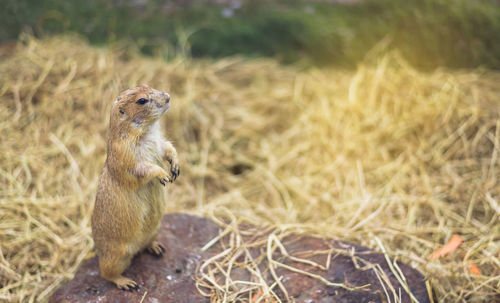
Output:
98 248 138 290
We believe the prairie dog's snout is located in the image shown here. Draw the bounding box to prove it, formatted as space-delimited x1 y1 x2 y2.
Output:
162 91 170 103
152 90 171 111
154 90 170 104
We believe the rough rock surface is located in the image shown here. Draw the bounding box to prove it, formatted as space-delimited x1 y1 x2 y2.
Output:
50 213 431 303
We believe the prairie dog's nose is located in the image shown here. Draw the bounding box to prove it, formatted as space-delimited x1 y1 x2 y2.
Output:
163 92 171 103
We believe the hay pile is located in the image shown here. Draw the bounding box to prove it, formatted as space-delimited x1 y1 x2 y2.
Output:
0 36 498 302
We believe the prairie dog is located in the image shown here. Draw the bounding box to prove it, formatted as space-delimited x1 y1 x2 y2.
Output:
91 84 180 290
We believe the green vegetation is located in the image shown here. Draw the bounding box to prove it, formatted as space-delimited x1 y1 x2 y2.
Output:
2 0 500 69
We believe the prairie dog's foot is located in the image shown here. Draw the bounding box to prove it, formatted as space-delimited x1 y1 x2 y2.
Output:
168 157 180 181
114 276 139 291
146 241 166 257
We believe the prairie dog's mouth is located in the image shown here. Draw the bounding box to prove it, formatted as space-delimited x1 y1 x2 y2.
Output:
154 101 170 116
162 103 170 113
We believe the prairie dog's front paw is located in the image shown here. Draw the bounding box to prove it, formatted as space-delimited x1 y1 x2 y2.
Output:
168 157 180 181
158 173 171 186
153 167 171 186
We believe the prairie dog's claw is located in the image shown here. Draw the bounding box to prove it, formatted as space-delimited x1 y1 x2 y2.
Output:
147 241 166 257
115 277 138 291
159 177 170 186
170 167 179 181
168 158 180 181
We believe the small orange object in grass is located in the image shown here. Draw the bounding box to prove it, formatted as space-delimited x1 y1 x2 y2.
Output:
467 263 481 276
251 289 277 303
251 290 264 302
429 234 463 259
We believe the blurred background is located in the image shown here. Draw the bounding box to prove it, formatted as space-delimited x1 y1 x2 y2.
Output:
1 0 499 302
3 0 500 69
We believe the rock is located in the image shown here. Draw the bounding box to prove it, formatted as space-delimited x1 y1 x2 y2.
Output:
271 236 430 303
50 214 431 303
51 214 217 303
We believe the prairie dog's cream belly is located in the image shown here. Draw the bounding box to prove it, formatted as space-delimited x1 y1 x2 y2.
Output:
136 122 165 164
136 177 166 225
133 121 167 250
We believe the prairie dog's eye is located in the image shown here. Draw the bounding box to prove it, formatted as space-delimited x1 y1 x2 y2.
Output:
136 98 148 105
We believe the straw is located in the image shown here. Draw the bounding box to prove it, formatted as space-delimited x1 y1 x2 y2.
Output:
0 35 498 302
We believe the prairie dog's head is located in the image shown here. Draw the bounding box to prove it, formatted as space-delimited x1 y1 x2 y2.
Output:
112 84 171 129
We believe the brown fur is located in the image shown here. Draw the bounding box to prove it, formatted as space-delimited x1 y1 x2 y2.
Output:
91 84 179 290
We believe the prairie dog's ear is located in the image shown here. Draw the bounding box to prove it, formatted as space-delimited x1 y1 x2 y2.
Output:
119 107 127 120
139 83 150 88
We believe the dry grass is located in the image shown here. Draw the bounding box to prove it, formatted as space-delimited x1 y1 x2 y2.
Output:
0 35 499 302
